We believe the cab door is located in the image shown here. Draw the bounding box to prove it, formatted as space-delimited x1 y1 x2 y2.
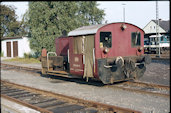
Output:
69 35 95 79
83 35 95 80
69 36 84 75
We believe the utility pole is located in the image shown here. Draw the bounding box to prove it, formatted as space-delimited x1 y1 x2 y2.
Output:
122 4 126 22
156 0 160 57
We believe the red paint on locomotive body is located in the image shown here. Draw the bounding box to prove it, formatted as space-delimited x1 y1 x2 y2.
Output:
55 37 69 56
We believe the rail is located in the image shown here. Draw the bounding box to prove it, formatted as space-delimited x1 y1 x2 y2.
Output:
1 80 141 113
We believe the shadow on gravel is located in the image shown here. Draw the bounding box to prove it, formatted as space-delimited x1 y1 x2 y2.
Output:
41 74 105 87
40 74 125 87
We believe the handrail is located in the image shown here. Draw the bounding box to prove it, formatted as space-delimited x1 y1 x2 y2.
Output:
67 49 69 63
93 48 95 72
47 52 57 71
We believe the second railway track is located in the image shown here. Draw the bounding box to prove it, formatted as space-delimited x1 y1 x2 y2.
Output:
1 80 141 113
107 81 169 98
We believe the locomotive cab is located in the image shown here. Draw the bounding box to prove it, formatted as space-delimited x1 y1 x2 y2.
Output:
68 22 151 84
95 23 151 84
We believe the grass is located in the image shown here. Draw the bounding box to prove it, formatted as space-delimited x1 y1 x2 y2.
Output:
3 57 41 64
1 52 4 57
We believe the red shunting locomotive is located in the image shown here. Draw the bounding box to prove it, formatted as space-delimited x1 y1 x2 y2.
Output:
41 22 151 84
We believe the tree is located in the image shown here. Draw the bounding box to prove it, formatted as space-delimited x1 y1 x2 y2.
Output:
0 4 19 37
77 1 105 25
0 4 29 38
28 1 105 56
19 9 30 36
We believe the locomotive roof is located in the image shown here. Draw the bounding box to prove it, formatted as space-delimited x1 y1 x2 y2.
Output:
68 22 144 37
68 24 107 36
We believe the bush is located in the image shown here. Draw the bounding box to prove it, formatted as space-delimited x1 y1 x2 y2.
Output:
30 52 41 59
24 53 32 59
24 52 41 59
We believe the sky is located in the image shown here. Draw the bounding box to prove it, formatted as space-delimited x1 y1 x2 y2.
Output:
1 1 170 29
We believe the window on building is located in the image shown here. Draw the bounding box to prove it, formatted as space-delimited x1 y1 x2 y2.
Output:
100 32 112 48
150 38 154 42
160 36 164 42
167 36 170 41
131 32 141 47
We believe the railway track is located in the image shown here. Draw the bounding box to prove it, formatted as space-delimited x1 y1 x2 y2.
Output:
108 81 169 98
1 80 141 113
1 63 41 73
145 53 170 60
1 63 170 98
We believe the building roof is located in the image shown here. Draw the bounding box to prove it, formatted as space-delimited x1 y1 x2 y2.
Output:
1 36 29 41
152 20 170 32
149 34 162 38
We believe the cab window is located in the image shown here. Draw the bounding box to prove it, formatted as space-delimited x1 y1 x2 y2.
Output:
131 32 141 47
100 32 112 48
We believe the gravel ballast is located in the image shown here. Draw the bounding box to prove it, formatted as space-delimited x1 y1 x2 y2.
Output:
1 68 170 113
1 58 170 113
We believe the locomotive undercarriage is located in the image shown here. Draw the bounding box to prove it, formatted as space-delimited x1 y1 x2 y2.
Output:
97 55 151 84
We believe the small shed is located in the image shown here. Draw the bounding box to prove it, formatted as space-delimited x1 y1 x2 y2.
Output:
1 36 32 58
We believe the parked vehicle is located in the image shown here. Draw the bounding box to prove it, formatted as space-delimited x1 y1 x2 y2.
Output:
144 34 170 54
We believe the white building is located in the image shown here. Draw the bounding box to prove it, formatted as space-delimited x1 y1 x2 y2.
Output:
143 20 170 54
143 19 170 34
143 19 170 43
1 36 32 58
